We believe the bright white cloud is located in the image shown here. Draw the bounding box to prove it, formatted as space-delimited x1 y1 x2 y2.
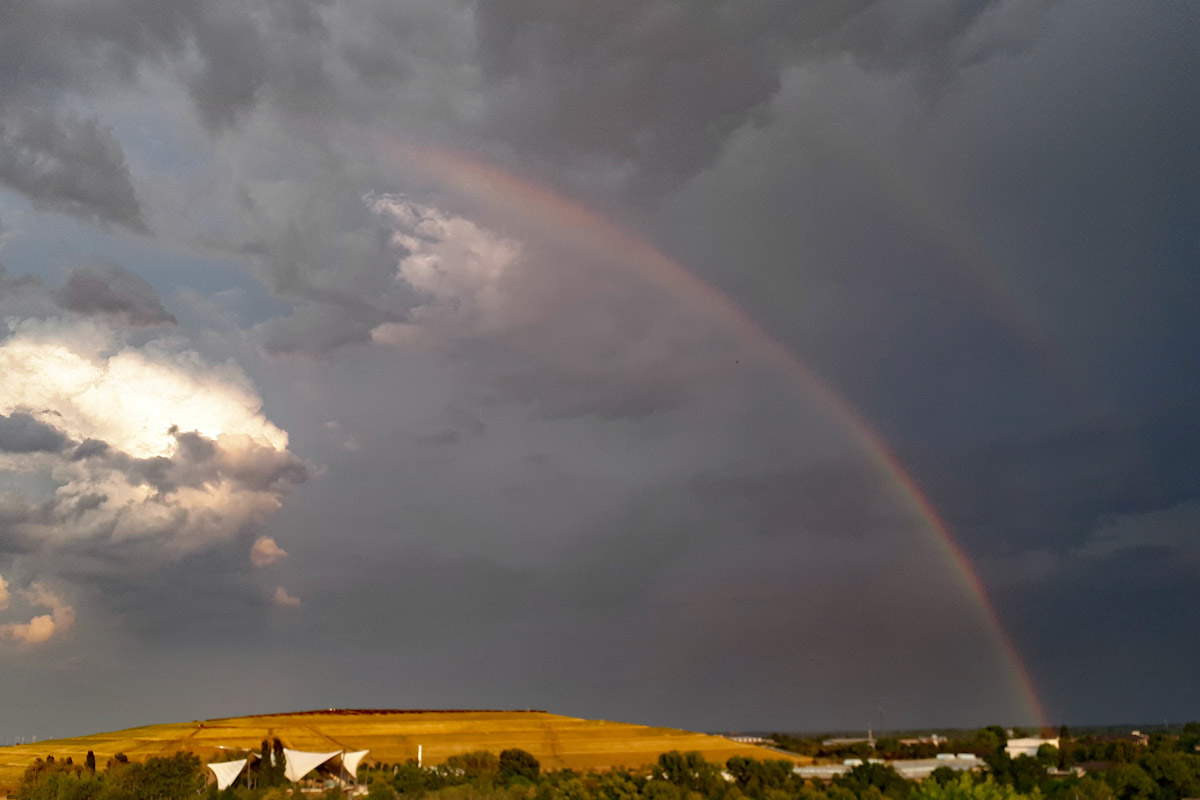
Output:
272 586 301 608
0 319 288 459
250 536 288 568
367 194 523 344
0 318 308 556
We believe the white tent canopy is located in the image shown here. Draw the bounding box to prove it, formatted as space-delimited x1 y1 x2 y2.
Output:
207 759 248 791
283 748 344 783
341 750 370 779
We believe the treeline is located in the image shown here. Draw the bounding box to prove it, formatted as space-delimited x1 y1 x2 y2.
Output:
363 750 922 800
1059 725 1200 767
770 725 1072 762
15 725 1200 800
771 724 1200 765
771 727 1013 761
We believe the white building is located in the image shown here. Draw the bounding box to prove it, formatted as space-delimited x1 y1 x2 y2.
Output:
1004 738 1058 758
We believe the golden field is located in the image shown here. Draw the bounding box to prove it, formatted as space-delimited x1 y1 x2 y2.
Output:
0 709 803 792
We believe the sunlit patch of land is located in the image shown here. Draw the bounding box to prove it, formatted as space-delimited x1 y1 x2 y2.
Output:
0 709 806 791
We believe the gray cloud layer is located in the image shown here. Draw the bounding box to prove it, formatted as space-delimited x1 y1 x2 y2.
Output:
0 413 68 454
55 260 176 325
0 106 145 231
0 0 1196 737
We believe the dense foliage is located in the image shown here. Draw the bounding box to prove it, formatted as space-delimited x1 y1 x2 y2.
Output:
15 726 1200 800
18 752 204 800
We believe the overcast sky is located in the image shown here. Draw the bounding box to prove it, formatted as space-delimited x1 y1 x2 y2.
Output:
0 0 1197 740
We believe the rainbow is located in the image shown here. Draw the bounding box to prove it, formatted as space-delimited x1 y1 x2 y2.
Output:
365 131 1049 728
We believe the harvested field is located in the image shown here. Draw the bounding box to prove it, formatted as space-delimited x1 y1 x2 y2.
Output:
0 709 804 792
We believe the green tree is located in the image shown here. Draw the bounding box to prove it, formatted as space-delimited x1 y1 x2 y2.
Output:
1058 727 1072 770
1010 755 1049 793
1138 751 1200 800
974 728 1009 756
366 778 397 800
929 768 963 786
592 772 641 800
911 774 1030 800
833 762 911 800
642 779 683 800
1044 776 1114 800
1179 724 1200 755
1103 763 1156 800
16 756 102 800
104 752 204 800
442 750 498 782
725 756 794 796
86 751 97 774
389 759 429 796
273 739 286 786
261 740 273 788
653 751 723 795
498 749 540 783
1036 746 1059 767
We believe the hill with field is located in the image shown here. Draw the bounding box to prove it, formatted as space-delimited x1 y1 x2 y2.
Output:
0 709 803 792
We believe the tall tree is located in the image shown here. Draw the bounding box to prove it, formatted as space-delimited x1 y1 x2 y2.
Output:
1058 726 1072 770
498 749 540 783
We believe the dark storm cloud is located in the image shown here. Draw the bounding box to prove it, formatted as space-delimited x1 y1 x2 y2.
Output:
79 428 311 499
0 413 68 454
0 265 44 296
888 396 1200 722
228 179 419 354
55 259 176 325
1 0 1197 735
254 300 386 355
64 545 269 638
466 0 1064 194
0 107 145 231
191 484 1015 731
471 1 783 194
986 496 1200 724
0 0 334 129
689 458 907 541
70 439 110 461
906 408 1193 557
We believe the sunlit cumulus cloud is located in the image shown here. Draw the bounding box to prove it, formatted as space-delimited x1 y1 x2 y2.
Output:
367 194 523 344
366 193 731 416
0 581 75 644
0 318 309 558
250 536 288 568
272 586 301 608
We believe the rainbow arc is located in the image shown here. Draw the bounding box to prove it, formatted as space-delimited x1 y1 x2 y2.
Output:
366 132 1048 728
